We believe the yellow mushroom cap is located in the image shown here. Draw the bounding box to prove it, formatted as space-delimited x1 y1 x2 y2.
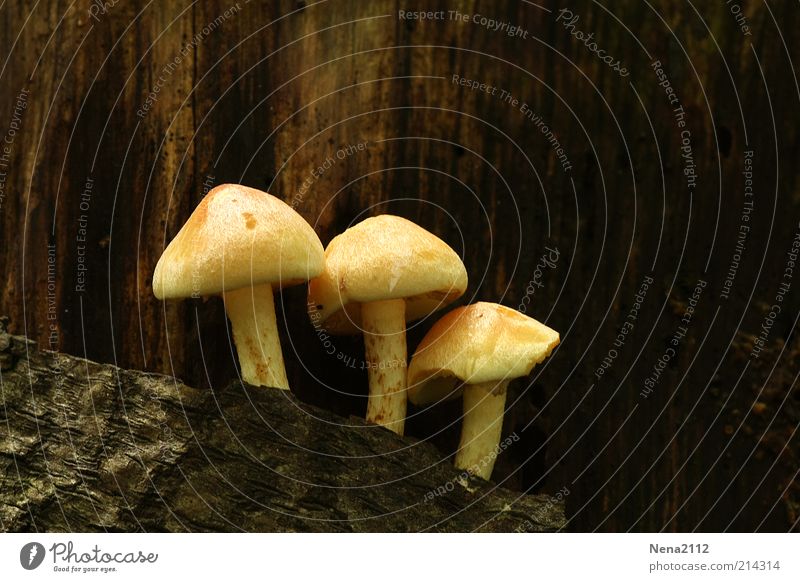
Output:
307 215 468 334
407 302 560 406
153 184 324 299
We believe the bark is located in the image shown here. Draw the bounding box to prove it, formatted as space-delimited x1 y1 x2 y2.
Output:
0 318 564 532
1 0 798 531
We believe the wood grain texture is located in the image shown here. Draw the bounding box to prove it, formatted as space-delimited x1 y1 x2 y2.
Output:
1 0 798 531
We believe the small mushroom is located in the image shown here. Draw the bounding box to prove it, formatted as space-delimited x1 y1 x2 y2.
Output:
407 302 559 479
308 215 467 435
153 184 324 389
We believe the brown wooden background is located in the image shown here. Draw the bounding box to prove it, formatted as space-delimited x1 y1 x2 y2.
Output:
1 0 798 531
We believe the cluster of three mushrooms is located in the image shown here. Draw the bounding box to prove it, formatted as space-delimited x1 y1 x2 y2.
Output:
154 184 559 480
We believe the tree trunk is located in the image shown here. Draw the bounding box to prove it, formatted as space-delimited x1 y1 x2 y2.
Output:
0 0 798 531
0 318 564 532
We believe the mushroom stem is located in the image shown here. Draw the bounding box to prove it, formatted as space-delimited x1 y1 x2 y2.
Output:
455 380 510 480
361 298 407 435
223 283 289 389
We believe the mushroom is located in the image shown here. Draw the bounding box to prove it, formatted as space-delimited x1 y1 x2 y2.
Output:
407 302 559 479
308 215 467 435
153 183 324 389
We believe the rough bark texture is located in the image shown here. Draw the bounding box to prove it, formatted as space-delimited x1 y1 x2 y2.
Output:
0 0 798 531
0 319 564 532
